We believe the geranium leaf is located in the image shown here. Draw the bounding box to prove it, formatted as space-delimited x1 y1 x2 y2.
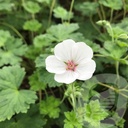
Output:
0 36 27 66
0 66 37 121
53 6 73 20
38 68 62 87
23 19 42 32
99 0 123 10
64 111 83 128
23 1 41 14
84 100 108 127
40 96 60 119
47 23 80 42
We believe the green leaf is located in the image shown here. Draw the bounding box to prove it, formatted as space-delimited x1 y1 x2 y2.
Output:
99 0 123 10
23 1 41 14
64 111 83 128
36 0 52 5
107 26 126 39
117 18 128 34
29 70 47 91
0 66 37 121
38 68 62 87
84 100 108 127
0 37 27 66
0 105 46 128
47 23 81 42
0 30 11 47
40 96 60 118
23 19 42 32
35 54 49 67
120 65 128 79
84 39 101 52
99 41 127 60
34 34 53 48
53 6 73 20
0 0 14 11
25 45 41 60
74 2 99 16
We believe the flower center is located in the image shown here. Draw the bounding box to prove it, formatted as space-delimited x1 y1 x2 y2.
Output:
66 60 77 71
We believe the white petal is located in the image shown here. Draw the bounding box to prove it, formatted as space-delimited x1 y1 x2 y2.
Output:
54 71 79 84
54 39 75 62
45 55 66 74
76 60 96 80
72 42 93 64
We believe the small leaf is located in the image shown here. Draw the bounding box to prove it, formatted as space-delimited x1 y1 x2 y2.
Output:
36 0 52 5
34 34 52 48
0 0 14 11
40 96 60 118
0 30 11 47
29 70 47 91
0 37 27 66
64 111 83 128
23 1 41 14
23 19 42 32
84 100 108 127
99 0 123 10
74 2 99 16
53 6 73 20
47 23 80 42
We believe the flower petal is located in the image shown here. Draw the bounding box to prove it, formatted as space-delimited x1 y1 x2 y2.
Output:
45 55 66 74
76 60 96 80
54 71 79 84
72 42 93 64
54 39 75 62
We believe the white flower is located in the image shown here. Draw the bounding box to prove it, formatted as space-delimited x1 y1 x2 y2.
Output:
45 39 96 84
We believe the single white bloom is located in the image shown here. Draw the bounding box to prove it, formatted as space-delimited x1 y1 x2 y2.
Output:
45 39 96 84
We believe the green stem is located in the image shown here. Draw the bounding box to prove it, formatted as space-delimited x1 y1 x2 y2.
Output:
48 0 56 27
68 0 74 23
94 54 107 57
98 82 128 99
39 90 42 103
94 0 102 20
44 89 48 97
98 82 118 92
90 16 100 33
124 55 128 60
108 23 114 43
115 61 120 81
110 9 113 22
0 22 26 44
122 0 127 18
100 4 106 20
71 83 76 111
60 95 66 104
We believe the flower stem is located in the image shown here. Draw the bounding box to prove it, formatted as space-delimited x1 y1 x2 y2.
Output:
71 83 76 111
39 90 42 103
110 9 113 22
90 15 101 33
100 4 106 20
115 61 120 84
68 0 74 23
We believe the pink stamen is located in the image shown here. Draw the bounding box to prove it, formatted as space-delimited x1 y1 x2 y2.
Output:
66 60 77 71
